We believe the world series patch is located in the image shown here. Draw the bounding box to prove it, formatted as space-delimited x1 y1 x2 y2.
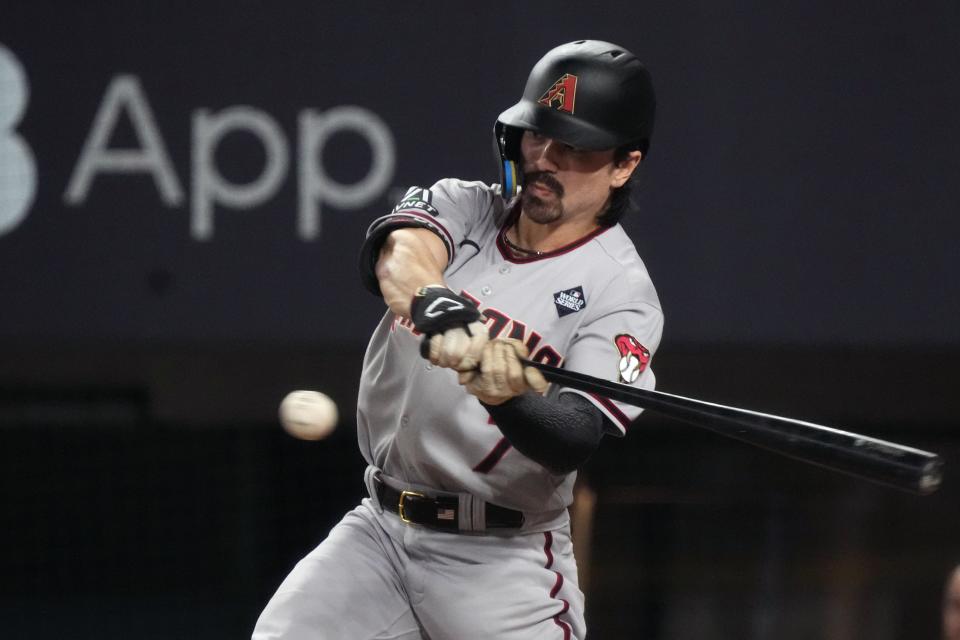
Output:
553 286 586 317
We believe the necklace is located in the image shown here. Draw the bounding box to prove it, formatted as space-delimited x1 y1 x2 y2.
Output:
502 228 544 257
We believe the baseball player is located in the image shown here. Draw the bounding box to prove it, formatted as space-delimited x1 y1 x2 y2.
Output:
254 40 662 639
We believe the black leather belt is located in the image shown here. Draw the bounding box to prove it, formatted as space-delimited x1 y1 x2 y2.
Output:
374 476 524 531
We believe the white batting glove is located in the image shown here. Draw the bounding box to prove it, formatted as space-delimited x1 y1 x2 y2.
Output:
459 339 549 405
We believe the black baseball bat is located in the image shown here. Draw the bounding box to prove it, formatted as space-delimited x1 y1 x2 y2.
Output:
521 358 942 495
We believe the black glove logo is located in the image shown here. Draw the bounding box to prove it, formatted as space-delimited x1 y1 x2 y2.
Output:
424 297 465 318
410 287 481 336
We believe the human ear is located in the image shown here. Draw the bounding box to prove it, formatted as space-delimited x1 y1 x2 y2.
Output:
611 150 643 188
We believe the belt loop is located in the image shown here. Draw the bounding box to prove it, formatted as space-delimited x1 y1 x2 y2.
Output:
472 495 486 532
364 466 384 514
457 493 473 532
456 493 487 532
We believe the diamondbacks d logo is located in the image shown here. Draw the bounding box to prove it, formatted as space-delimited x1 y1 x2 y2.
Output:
537 74 578 114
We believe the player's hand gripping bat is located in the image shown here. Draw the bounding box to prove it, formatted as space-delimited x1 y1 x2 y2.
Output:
521 358 942 495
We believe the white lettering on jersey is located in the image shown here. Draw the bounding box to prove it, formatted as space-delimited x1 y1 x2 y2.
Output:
392 290 565 368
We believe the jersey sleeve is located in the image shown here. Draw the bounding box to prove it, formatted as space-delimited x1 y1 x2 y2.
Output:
364 179 496 266
558 296 664 436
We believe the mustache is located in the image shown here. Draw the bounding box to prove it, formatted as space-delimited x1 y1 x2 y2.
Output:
521 171 564 197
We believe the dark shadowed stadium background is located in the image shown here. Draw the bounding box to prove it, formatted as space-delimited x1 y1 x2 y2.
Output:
1 2 958 638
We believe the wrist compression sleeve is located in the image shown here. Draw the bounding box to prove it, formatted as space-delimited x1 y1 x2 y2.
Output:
481 393 606 474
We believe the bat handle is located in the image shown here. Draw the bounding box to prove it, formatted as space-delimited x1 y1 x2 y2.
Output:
520 357 548 370
420 334 545 372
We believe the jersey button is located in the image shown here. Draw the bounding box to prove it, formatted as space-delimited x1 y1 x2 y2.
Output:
425 364 434 371
400 415 410 426
481 285 492 296
498 264 510 274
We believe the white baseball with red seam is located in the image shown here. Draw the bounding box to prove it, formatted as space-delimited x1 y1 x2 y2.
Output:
279 390 339 440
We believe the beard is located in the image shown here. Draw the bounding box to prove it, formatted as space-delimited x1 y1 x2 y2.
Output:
520 171 565 224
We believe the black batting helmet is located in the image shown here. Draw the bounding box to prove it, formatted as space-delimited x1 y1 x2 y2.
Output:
494 40 656 198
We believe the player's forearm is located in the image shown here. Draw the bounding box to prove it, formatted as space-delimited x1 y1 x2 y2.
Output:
375 229 447 317
481 393 605 474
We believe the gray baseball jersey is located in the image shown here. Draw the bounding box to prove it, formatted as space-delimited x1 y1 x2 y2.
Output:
357 178 663 521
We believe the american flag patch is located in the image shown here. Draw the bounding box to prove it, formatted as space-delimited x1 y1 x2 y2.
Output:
437 508 456 521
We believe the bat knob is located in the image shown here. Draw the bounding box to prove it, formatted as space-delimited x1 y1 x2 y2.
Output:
918 458 944 495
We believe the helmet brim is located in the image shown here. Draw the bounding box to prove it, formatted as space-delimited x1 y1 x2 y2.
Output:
497 99 622 151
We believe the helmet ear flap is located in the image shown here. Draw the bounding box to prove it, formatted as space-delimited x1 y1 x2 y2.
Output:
493 122 524 199
501 157 519 200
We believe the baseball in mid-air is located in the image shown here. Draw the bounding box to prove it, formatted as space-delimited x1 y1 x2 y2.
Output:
279 390 339 440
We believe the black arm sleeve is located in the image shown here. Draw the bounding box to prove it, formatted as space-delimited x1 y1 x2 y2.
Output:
480 393 607 475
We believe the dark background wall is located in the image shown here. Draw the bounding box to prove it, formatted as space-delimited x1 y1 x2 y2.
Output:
1 2 958 639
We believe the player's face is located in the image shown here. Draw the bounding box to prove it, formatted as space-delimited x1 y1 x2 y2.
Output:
945 568 960 640
519 130 638 225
